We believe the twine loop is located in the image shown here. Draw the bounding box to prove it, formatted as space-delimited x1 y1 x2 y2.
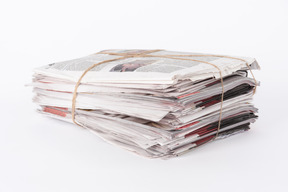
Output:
71 50 257 141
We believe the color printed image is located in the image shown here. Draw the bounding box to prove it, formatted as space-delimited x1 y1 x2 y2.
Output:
110 60 157 72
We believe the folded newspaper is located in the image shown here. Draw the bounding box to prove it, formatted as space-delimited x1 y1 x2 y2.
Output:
30 49 260 158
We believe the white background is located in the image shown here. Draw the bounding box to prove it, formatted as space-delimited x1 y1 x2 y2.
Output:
1 0 288 191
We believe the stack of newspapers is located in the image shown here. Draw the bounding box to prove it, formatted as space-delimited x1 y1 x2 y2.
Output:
30 49 260 158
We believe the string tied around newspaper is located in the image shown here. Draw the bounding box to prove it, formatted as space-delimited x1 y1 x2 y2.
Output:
71 50 257 141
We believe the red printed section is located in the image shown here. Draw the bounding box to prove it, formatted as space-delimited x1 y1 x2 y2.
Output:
43 107 67 117
53 107 68 111
177 91 200 99
176 121 199 130
194 135 214 146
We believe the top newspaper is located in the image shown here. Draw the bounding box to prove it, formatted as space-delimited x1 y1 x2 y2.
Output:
34 49 260 84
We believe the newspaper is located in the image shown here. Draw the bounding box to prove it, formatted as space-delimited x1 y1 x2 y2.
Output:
30 49 260 158
34 49 260 84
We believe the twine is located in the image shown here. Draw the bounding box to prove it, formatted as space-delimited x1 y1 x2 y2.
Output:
71 50 257 140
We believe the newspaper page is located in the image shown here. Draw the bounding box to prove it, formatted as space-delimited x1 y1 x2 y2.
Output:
34 49 260 84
